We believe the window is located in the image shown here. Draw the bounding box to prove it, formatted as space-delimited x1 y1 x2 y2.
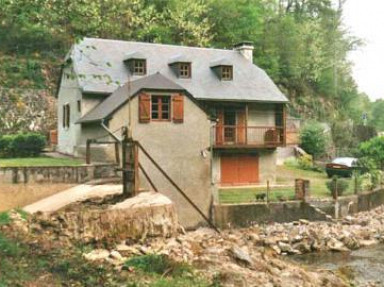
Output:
77 100 81 113
133 59 146 75
151 96 170 120
179 63 191 78
221 66 233 80
63 104 70 128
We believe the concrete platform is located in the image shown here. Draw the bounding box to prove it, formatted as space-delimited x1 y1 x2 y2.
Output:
24 184 122 213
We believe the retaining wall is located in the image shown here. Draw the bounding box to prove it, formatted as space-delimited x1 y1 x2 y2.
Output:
215 189 384 228
214 201 327 228
0 164 117 184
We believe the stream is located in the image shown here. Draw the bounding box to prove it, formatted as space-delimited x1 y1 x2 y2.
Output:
291 245 384 286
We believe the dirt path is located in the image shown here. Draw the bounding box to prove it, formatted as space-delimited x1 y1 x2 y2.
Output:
0 183 74 212
23 184 122 213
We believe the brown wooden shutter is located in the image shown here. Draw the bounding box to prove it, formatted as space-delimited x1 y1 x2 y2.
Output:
172 94 184 123
139 93 151 123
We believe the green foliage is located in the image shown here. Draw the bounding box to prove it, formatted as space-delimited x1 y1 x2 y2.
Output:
326 176 349 197
0 133 46 158
125 254 191 276
0 212 10 226
298 154 313 170
370 99 384 132
0 0 373 133
284 157 300 168
358 136 384 171
300 122 328 159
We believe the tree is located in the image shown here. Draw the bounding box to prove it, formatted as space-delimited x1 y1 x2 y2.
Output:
299 122 328 159
370 100 384 132
358 136 384 171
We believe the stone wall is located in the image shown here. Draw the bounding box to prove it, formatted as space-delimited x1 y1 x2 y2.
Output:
0 164 117 184
214 201 327 228
215 189 384 228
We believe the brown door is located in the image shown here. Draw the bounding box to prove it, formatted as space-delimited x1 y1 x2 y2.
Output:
221 154 259 185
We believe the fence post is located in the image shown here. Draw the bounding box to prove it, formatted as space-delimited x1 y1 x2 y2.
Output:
266 180 270 204
86 139 91 165
334 177 339 219
354 173 358 195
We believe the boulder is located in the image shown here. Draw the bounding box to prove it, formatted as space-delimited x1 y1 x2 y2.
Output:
230 246 253 266
83 249 110 261
327 238 349 252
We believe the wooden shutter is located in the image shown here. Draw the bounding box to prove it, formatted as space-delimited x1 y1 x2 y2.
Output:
172 94 184 123
62 105 66 128
66 104 70 127
139 93 151 123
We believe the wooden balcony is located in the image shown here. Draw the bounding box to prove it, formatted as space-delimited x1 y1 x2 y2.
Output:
213 125 285 148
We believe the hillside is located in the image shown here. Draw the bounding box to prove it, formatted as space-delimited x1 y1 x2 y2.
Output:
0 0 371 134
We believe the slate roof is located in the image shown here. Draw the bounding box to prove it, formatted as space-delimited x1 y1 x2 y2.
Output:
68 38 288 103
77 73 185 123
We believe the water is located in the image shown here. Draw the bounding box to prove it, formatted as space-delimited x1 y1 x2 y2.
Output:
290 245 384 286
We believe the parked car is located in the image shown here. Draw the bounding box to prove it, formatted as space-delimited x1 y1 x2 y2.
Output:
325 157 364 178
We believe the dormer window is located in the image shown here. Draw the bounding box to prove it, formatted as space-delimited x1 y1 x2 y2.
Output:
168 55 192 79
123 52 147 76
133 59 146 75
179 63 191 78
210 59 233 81
221 66 233 81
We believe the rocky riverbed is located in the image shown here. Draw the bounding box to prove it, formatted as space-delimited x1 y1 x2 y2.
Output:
8 202 384 286
81 205 384 286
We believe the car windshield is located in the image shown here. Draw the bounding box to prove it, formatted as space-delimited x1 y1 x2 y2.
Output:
332 157 357 167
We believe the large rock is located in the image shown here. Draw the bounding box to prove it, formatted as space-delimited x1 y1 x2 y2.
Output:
36 192 180 243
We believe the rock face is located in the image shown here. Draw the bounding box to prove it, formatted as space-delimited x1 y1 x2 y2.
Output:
32 192 180 242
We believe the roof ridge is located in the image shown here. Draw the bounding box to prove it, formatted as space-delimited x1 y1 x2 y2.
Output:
81 37 237 53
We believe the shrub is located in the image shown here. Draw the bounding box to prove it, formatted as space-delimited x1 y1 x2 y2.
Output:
358 136 384 170
326 176 349 198
299 122 328 159
0 133 46 158
298 154 313 170
0 135 13 157
124 255 191 276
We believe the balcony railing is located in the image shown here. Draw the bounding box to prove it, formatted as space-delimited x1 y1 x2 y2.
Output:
214 125 285 148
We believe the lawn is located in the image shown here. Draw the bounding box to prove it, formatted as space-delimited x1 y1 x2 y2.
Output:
219 165 356 204
0 157 84 167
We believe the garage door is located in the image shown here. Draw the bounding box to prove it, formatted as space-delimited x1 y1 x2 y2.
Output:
221 155 259 185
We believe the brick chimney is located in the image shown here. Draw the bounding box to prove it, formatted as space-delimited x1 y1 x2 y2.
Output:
234 41 254 63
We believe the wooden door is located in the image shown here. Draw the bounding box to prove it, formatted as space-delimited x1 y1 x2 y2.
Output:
221 154 259 185
237 109 246 144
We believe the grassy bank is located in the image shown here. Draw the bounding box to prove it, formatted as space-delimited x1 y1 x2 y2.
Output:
219 165 355 204
0 157 83 167
0 211 213 287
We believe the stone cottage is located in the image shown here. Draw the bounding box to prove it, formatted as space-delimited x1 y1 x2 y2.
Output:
57 38 289 227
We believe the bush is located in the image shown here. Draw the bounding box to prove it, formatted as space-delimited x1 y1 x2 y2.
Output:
298 154 313 170
124 255 191 277
326 176 349 198
0 135 13 157
300 122 328 159
0 133 46 158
